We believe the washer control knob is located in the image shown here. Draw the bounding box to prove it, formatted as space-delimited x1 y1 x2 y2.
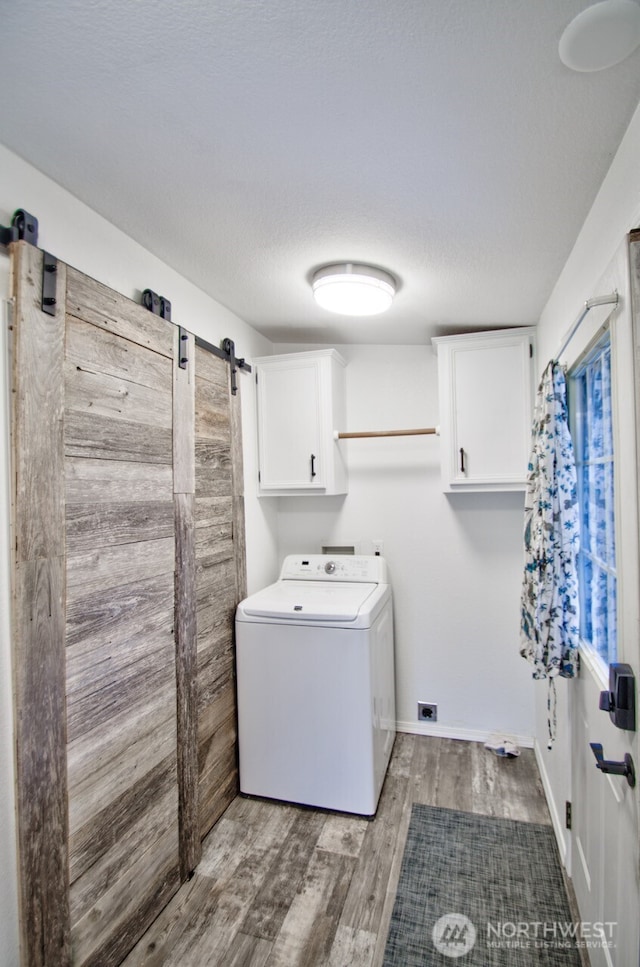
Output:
324 560 336 574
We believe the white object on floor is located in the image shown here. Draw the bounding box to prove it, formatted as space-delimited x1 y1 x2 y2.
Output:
484 733 521 758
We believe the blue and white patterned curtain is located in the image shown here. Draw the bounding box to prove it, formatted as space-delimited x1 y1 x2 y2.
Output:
520 360 580 746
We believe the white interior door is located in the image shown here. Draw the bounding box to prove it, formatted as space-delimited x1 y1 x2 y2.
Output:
570 658 639 966
569 236 640 967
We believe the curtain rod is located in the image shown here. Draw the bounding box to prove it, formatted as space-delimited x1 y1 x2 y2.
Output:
556 292 618 360
334 427 439 440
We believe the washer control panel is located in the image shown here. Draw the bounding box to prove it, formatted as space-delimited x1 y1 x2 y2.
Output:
280 554 388 584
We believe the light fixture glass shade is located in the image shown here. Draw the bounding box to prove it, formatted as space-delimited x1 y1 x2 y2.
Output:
312 263 396 316
559 0 640 72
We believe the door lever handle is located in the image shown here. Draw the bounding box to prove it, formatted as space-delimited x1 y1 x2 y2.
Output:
589 742 636 787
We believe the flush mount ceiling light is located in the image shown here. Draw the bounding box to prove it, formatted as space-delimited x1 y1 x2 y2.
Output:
311 263 397 316
559 0 640 71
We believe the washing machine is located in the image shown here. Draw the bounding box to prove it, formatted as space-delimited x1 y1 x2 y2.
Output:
235 554 396 816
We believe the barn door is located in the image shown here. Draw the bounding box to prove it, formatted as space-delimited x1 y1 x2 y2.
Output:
10 241 244 966
194 342 246 839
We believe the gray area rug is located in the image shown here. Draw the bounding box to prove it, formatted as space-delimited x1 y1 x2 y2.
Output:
383 805 584 966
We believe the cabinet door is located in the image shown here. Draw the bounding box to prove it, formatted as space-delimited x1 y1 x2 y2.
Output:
257 358 325 490
447 337 531 487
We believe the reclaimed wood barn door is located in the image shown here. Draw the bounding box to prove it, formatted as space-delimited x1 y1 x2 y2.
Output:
10 241 245 966
193 342 246 839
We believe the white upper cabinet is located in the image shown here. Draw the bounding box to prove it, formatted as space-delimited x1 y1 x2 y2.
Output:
432 328 535 492
254 349 348 496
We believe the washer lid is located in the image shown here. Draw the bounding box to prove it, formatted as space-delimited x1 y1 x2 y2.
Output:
240 580 378 622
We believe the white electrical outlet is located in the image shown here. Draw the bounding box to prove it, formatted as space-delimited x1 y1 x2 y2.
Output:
372 540 384 556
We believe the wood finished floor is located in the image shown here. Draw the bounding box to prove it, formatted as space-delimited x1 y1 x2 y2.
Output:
122 735 551 967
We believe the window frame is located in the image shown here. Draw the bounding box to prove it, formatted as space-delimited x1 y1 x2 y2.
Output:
568 325 618 681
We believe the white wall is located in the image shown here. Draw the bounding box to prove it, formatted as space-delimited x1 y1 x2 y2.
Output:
274 343 535 744
0 143 280 966
534 99 640 865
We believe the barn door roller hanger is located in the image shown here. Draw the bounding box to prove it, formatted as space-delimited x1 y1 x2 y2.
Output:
0 208 39 248
142 287 251 394
0 208 59 316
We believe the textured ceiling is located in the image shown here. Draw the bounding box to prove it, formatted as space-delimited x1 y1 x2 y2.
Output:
1 0 640 344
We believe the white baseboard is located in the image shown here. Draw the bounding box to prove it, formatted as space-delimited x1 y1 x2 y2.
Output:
396 720 534 749
534 737 569 869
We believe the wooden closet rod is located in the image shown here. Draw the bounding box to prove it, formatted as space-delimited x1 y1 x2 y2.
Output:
334 427 439 440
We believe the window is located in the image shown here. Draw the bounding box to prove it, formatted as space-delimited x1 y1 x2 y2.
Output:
570 329 617 671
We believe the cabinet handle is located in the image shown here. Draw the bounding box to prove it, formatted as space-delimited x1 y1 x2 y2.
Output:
310 453 317 479
459 447 466 474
